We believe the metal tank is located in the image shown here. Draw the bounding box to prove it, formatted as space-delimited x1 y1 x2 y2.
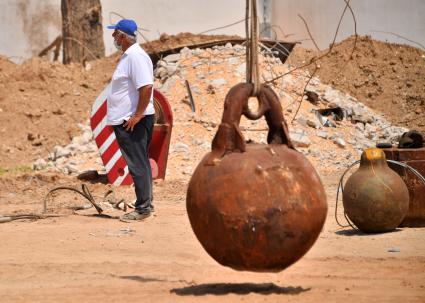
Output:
343 148 409 233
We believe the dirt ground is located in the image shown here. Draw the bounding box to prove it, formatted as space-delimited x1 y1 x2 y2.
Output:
0 170 424 303
0 33 424 302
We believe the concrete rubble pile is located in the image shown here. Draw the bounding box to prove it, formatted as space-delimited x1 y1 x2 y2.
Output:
33 42 408 177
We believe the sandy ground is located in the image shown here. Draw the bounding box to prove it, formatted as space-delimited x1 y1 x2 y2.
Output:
0 171 424 303
0 33 424 303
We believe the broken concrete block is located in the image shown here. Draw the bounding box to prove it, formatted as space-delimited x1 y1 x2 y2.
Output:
172 143 189 153
33 158 47 170
316 131 329 139
211 78 227 87
180 47 192 57
333 137 346 148
296 116 308 127
192 61 204 68
225 42 233 49
164 53 181 63
307 118 321 129
154 66 168 79
289 129 311 148
227 57 240 65
53 145 72 159
236 63 246 75
355 123 365 132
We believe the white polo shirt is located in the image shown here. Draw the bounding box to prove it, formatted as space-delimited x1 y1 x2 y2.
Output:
107 43 155 125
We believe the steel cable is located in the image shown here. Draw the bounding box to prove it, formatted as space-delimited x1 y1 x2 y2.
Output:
43 184 103 214
246 0 261 96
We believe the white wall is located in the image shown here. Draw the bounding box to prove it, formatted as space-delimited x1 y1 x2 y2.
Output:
0 0 247 63
0 0 61 63
1 0 424 63
272 0 425 50
102 0 247 55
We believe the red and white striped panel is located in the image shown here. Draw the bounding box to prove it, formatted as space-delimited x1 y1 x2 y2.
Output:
90 85 133 186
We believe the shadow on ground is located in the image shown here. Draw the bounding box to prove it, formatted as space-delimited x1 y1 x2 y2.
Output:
335 228 402 236
120 275 168 283
77 170 109 184
170 283 310 296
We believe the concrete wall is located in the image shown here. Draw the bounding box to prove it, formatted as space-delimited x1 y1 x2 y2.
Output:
0 0 246 63
0 0 61 63
102 0 247 55
271 0 425 50
1 0 424 63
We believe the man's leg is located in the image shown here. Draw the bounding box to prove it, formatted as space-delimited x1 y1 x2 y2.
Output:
113 115 155 214
146 117 154 211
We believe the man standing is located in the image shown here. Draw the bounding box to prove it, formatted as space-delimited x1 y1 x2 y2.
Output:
107 19 155 221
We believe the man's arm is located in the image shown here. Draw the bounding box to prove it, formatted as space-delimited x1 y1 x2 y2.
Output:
124 84 153 132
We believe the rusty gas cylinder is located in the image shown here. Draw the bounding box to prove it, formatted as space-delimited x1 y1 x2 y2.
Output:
343 148 409 233
186 83 327 272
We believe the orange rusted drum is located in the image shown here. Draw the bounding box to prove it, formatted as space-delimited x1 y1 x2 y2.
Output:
343 148 409 233
186 83 327 272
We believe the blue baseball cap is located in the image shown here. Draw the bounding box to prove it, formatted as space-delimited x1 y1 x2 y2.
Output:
107 19 137 36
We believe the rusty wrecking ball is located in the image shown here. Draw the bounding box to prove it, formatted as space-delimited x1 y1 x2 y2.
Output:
343 148 409 233
186 83 328 272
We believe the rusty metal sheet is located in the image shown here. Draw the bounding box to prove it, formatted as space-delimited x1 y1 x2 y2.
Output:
382 147 425 227
385 147 425 161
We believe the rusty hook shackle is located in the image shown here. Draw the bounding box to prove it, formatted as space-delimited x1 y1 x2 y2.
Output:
208 83 294 164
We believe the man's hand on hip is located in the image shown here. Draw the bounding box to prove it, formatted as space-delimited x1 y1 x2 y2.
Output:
124 113 144 132
124 85 152 131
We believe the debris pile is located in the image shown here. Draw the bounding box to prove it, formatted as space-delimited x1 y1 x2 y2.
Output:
32 122 99 174
34 41 409 178
1 34 423 177
288 35 425 133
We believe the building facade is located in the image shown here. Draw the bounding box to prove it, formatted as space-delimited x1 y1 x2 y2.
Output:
0 0 423 63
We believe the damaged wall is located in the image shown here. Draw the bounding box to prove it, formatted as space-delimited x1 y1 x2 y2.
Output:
1 0 424 63
0 0 247 63
101 0 247 55
0 0 61 63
